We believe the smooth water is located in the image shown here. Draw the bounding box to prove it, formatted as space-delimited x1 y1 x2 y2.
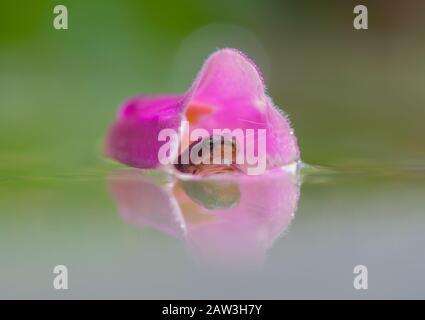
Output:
1 163 424 299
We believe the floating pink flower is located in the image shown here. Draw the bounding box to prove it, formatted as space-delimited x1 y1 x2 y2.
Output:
105 48 300 174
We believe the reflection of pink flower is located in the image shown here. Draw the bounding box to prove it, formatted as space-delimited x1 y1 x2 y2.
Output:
108 169 300 268
105 48 300 170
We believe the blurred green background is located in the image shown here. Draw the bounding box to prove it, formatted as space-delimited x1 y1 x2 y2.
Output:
1 0 424 176
0 0 424 299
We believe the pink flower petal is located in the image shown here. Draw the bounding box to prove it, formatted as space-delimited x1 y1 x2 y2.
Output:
105 95 184 168
184 48 300 168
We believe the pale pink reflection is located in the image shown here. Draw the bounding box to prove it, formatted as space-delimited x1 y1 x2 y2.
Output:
108 168 301 268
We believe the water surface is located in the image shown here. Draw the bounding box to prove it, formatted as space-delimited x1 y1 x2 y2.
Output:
1 163 424 299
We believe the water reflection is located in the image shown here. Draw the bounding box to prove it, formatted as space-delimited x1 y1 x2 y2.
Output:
107 167 301 268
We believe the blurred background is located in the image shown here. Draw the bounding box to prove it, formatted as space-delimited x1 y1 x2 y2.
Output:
0 0 424 299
